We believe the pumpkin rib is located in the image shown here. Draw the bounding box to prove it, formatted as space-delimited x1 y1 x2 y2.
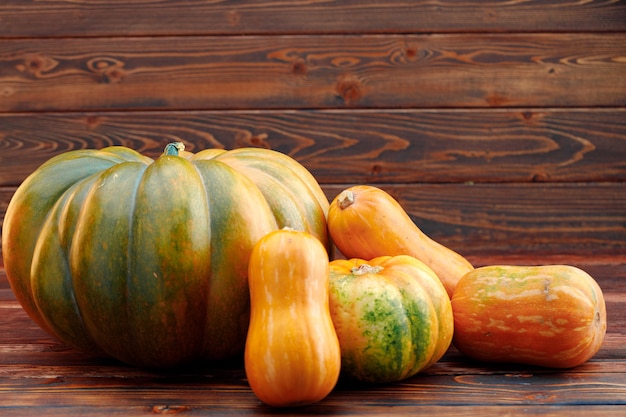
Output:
214 155 327 238
30 179 102 352
124 164 150 364
4 151 149 337
125 155 214 366
190 148 228 161
370 260 439 379
216 149 330 221
193 159 278 360
70 162 159 364
187 160 215 357
377 255 453 368
217 148 329 217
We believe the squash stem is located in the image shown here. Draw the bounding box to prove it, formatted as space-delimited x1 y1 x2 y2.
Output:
337 190 355 210
351 263 384 275
164 142 185 156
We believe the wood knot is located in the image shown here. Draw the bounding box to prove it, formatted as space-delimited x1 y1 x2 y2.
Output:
532 171 551 182
151 405 191 414
335 76 363 105
485 93 508 106
85 115 102 128
235 132 270 148
1 86 15 97
86 57 126 83
16 54 59 78
226 10 241 26
249 133 269 147
292 60 307 75
520 110 544 126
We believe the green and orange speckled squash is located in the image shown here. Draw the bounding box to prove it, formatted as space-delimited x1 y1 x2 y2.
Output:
328 255 454 383
1 142 329 368
451 265 607 368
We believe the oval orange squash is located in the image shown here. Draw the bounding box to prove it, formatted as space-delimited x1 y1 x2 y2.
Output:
328 255 453 383
451 265 607 368
245 229 341 407
328 185 473 297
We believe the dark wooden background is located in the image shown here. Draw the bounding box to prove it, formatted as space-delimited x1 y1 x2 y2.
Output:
1 1 625 262
1 1 626 415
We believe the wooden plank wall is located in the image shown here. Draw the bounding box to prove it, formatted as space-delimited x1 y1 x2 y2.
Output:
1 0 626 265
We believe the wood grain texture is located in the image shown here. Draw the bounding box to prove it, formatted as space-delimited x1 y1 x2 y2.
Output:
324 182 626 259
1 0 625 38
0 406 624 417
0 187 10 226
1 262 624 415
0 372 624 407
1 34 625 112
1 109 625 187
1 407 625 417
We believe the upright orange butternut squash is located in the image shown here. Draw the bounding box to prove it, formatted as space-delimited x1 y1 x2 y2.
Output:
245 229 341 407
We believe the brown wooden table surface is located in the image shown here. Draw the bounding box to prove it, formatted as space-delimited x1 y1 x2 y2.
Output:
1 256 625 416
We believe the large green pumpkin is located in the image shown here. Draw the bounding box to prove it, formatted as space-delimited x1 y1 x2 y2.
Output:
1 142 329 368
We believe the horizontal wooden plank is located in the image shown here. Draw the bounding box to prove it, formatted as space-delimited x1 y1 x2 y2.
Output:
0 187 10 225
0 335 624 380
323 182 626 260
2 109 626 187
0 371 625 407
0 405 624 417
0 304 624 414
2 182 625 261
1 406 625 417
1 0 625 38
0 339 624 409
1 34 625 112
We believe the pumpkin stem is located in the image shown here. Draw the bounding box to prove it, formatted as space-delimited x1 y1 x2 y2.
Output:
351 263 384 275
337 189 355 210
164 142 185 156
